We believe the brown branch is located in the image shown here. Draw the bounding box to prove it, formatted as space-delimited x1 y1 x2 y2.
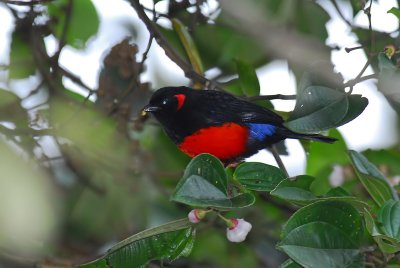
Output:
1 0 53 5
58 66 95 93
129 0 224 90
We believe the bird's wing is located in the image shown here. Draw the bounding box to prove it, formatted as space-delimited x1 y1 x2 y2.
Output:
231 99 284 125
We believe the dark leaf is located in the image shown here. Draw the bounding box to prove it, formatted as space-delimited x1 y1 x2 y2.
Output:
348 150 398 207
378 200 400 241
270 175 317 206
80 219 195 268
234 162 286 191
9 31 35 79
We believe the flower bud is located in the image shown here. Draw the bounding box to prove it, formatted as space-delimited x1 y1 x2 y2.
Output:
188 209 206 223
226 218 252 242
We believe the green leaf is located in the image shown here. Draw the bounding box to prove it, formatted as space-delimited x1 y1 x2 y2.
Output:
172 19 204 77
335 94 368 126
279 259 303 268
364 208 400 254
235 59 260 97
48 0 99 49
286 86 347 133
348 150 398 207
0 89 19 107
281 201 364 244
279 222 364 268
388 7 400 20
80 219 195 268
378 200 400 241
9 31 35 79
270 175 317 206
286 86 367 133
234 162 286 191
279 201 364 268
178 153 227 195
171 154 255 209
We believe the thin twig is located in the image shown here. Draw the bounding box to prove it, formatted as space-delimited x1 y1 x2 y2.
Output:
330 0 352 27
129 0 224 90
343 73 378 88
269 145 289 177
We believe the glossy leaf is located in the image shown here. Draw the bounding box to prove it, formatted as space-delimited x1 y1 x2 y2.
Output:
281 201 364 244
286 86 348 133
235 59 260 97
279 201 364 268
279 222 364 268
388 7 400 20
270 175 317 206
234 162 286 191
378 200 400 241
171 154 255 209
80 219 195 268
348 150 398 207
286 86 367 133
178 153 227 194
48 0 99 49
9 31 35 79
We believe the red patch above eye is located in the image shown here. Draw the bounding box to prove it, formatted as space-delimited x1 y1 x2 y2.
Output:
175 94 186 110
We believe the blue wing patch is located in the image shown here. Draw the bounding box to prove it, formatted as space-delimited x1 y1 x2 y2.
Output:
247 123 277 141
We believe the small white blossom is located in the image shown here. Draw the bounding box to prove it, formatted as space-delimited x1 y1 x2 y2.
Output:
226 218 252 243
188 209 205 223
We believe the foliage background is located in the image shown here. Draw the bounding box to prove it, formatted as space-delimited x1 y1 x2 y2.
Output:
1 0 400 267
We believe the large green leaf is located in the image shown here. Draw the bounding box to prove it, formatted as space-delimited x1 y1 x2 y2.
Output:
178 153 227 194
9 30 35 79
278 201 364 268
80 219 195 268
234 162 286 191
281 201 364 244
348 150 398 207
270 175 317 206
235 59 260 97
286 86 367 133
378 200 400 241
48 0 99 49
279 222 363 268
171 154 255 209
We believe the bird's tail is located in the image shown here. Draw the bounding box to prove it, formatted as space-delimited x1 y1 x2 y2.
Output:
280 128 337 143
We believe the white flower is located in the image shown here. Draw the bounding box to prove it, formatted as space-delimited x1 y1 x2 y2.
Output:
188 209 206 223
226 218 252 243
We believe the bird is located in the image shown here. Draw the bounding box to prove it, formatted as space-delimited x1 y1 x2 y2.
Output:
143 86 336 164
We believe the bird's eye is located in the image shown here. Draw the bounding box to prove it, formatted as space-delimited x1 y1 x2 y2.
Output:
162 100 168 105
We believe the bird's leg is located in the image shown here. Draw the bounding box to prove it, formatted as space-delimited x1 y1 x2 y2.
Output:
269 145 289 178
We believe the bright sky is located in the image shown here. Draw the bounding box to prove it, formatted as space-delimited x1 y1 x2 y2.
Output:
0 0 398 176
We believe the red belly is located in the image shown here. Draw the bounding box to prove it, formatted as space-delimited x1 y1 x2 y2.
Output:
178 123 249 161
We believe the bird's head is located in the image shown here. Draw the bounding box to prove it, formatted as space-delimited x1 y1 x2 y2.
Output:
143 86 190 116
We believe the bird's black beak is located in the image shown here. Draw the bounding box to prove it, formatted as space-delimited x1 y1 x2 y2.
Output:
142 104 161 113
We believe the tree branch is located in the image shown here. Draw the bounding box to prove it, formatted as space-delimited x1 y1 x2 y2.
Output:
129 0 223 90
1 0 53 5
